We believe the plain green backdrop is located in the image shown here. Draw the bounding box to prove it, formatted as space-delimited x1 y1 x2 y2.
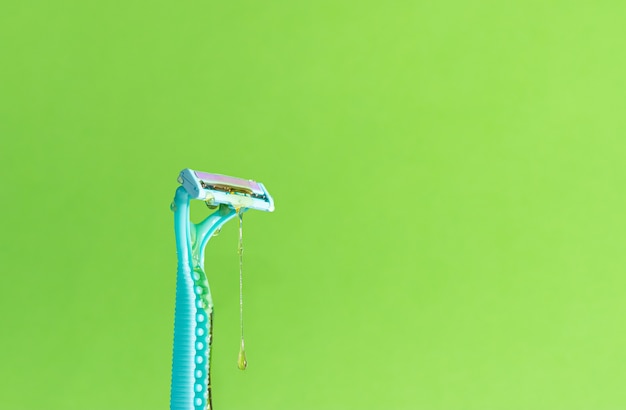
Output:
1 1 626 409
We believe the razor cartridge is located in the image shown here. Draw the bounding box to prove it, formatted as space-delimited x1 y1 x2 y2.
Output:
178 168 274 212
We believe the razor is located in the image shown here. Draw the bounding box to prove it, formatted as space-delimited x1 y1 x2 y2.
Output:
170 168 274 410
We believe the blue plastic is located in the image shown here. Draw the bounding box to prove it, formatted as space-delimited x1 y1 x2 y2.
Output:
170 186 236 410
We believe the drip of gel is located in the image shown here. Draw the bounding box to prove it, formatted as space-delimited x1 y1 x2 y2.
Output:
237 209 248 371
238 340 247 371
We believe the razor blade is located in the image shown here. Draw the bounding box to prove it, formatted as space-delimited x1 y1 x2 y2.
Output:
178 168 275 212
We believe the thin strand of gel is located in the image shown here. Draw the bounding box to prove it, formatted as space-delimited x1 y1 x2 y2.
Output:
237 209 247 370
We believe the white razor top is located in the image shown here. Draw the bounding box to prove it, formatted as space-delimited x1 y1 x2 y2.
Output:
178 168 275 212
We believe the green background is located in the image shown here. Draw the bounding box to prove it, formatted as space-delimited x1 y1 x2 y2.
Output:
1 1 626 409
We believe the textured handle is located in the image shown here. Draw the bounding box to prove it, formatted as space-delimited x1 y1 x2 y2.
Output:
170 187 236 410
170 262 198 409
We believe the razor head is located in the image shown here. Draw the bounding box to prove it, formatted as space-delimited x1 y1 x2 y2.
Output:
178 168 275 212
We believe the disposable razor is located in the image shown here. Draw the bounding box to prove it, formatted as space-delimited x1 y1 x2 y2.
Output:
170 168 274 410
